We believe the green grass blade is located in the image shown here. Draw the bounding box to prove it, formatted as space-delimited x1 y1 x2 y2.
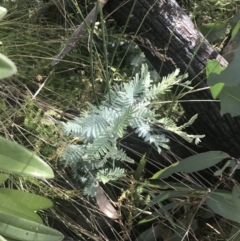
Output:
133 154 146 181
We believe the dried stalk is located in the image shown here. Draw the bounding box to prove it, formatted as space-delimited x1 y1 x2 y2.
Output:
51 0 109 66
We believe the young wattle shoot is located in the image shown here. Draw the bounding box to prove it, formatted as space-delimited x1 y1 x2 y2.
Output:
60 64 204 196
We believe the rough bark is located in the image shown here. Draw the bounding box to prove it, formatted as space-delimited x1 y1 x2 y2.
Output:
105 0 240 157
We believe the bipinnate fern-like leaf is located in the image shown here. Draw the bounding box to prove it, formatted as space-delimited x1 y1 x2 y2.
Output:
103 148 134 164
81 114 108 142
61 64 203 196
96 168 125 184
82 106 136 159
62 119 83 137
83 178 97 197
159 114 205 144
103 66 151 109
61 144 86 166
85 130 114 159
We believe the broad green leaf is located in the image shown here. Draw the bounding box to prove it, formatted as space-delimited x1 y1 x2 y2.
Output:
231 22 240 40
0 174 8 185
231 9 240 30
0 54 17 79
229 7 240 47
199 22 227 42
133 154 146 181
206 59 226 79
138 202 178 224
198 207 214 219
0 188 52 211
151 151 229 180
229 31 240 52
144 180 206 191
135 225 161 241
145 191 189 210
227 160 240 169
0 136 54 178
0 235 7 241
210 82 225 99
165 218 198 241
146 181 233 200
232 184 240 205
0 7 7 20
206 59 226 98
0 211 64 241
0 192 43 223
207 48 240 87
228 223 240 241
1 237 22 241
218 85 240 117
211 189 233 201
0 193 42 223
206 193 240 224
214 160 231 176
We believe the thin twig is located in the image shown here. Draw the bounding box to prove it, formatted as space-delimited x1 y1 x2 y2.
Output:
181 157 238 241
32 69 54 99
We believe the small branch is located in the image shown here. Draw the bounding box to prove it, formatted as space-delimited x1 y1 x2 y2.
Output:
51 0 109 66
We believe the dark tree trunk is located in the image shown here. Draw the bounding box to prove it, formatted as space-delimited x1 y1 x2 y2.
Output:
105 0 240 157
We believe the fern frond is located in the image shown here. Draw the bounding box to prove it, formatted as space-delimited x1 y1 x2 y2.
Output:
81 114 109 142
92 105 119 123
71 164 89 182
132 103 156 120
120 67 151 102
95 147 134 169
60 144 86 166
161 114 205 144
157 117 176 128
176 114 198 131
103 87 131 110
60 63 202 196
143 69 188 101
85 130 114 159
91 147 134 169
109 148 134 164
83 178 97 197
96 168 125 184
103 64 151 109
144 133 170 153
83 106 136 159
144 82 172 101
134 123 153 139
112 106 136 139
62 120 83 137
140 63 152 90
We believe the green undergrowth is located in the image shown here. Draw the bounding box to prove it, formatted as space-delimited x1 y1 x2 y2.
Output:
179 0 240 24
1 0 240 241
179 0 240 52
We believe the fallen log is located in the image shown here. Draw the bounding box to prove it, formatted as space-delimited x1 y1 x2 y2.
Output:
105 0 240 157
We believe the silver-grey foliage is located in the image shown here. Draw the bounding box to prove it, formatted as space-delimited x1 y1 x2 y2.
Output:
60 64 203 196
